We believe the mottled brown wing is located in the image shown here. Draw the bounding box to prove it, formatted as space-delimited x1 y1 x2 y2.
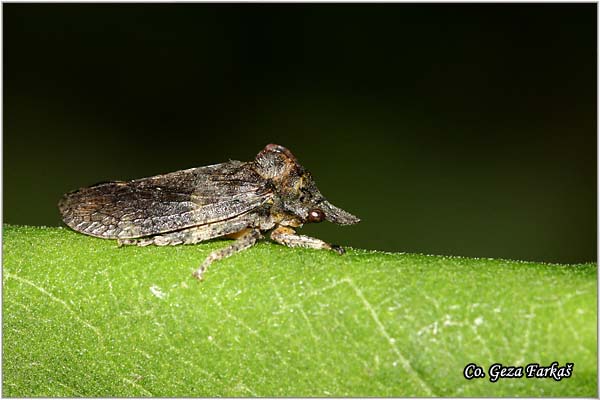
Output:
58 160 273 239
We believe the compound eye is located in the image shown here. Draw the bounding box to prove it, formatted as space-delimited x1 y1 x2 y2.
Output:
307 208 325 223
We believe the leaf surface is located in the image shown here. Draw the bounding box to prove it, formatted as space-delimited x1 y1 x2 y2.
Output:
3 225 597 396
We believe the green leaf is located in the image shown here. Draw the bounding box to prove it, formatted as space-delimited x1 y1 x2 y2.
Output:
3 225 596 397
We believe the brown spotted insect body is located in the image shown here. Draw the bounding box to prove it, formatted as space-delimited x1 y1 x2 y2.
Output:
58 144 360 280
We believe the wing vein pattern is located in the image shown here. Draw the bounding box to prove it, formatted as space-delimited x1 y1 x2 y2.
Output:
59 161 272 239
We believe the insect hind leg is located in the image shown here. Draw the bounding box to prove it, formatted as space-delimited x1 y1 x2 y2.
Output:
117 220 250 247
117 238 154 247
117 231 190 247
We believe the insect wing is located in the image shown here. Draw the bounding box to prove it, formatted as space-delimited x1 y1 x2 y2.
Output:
59 161 273 239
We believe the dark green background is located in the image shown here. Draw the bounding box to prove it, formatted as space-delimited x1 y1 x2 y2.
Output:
4 4 596 264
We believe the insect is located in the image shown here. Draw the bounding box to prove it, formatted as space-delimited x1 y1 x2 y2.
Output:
58 144 360 280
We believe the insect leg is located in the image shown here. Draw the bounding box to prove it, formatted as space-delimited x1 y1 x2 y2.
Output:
269 226 345 255
117 229 207 247
116 218 255 247
117 237 154 247
192 228 262 281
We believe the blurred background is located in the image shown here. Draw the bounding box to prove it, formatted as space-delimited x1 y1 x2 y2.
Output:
4 4 596 264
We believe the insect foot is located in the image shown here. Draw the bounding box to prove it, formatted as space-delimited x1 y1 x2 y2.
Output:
330 244 346 255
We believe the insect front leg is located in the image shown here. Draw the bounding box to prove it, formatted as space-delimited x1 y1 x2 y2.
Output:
269 226 345 255
192 228 262 281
